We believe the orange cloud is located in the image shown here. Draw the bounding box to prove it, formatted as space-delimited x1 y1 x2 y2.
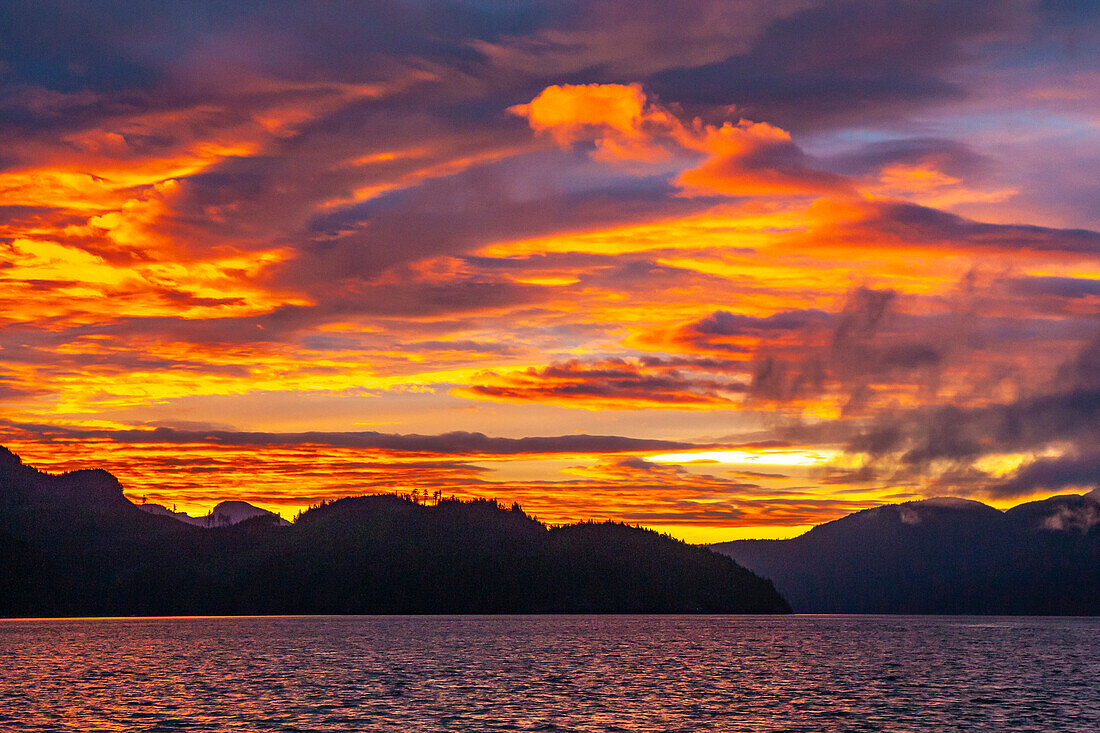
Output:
674 119 853 196
512 83 852 195
4 65 1100 544
869 162 1017 209
509 82 675 162
459 358 747 410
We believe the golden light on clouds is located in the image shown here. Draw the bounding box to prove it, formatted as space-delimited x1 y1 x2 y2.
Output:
646 449 840 467
3 11 1100 543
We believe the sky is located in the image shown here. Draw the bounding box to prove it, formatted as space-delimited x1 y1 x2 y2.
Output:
1 0 1099 542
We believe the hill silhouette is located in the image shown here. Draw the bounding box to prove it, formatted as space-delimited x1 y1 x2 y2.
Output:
712 495 1100 614
140 499 291 527
0 446 788 616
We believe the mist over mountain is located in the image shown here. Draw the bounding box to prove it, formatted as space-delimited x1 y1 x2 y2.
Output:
0 446 787 617
712 494 1100 614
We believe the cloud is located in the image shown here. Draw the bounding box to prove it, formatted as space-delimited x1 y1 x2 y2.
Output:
3 0 1100 532
2 422 699 456
642 308 830 355
734 287 953 410
508 83 669 161
825 138 991 180
512 82 852 196
0 374 46 402
1007 276 1100 300
834 200 1100 256
272 150 711 298
991 453 1100 498
397 339 522 357
646 0 1019 131
845 331 1100 497
819 137 1018 209
472 1 807 79
460 358 748 410
674 120 852 197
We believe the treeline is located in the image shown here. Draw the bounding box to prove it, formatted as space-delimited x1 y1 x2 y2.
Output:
0 447 789 616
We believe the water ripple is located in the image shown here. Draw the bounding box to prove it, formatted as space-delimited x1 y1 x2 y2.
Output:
1 615 1098 732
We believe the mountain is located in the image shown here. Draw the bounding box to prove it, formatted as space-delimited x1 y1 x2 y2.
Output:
712 494 1100 614
140 500 291 527
139 502 201 523
1004 493 1100 533
0 446 787 616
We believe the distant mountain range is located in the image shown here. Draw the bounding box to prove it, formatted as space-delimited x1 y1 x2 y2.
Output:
712 492 1100 614
0 446 787 617
140 500 291 527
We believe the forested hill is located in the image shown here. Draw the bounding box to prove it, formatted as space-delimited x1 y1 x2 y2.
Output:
0 446 788 616
712 496 1100 614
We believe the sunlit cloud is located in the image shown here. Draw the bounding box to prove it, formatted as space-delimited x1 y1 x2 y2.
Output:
512 82 852 195
646 449 839 467
1 0 1099 539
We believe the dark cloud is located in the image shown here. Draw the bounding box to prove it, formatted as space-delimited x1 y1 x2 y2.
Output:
824 138 990 180
0 338 257 377
4 0 1095 148
0 1 547 94
693 309 829 337
279 154 712 293
647 0 1016 130
398 340 522 356
464 358 748 408
1007 276 1100 300
750 356 828 404
0 374 45 402
3 422 701 456
333 274 545 319
643 308 830 360
849 201 1100 255
0 205 76 227
0 272 543 355
638 356 749 371
734 277 1100 428
0 310 312 350
991 453 1100 498
850 332 1100 472
746 288 946 407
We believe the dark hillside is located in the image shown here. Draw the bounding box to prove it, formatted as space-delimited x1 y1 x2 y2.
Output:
713 497 1100 614
0 446 788 616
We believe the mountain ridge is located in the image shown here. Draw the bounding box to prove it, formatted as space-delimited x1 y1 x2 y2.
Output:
139 500 291 527
0 445 787 617
712 493 1100 614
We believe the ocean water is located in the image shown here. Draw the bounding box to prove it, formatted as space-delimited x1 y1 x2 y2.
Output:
1 615 1097 732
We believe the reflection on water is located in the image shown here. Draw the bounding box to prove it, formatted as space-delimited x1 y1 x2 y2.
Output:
1 615 1097 732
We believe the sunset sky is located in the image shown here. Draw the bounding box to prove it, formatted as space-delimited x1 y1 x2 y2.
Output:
2 1 1099 542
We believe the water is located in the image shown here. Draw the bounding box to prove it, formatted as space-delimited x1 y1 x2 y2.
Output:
1 615 1097 732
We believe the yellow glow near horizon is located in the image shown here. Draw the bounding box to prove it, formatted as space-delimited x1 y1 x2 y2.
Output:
654 524 813 544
